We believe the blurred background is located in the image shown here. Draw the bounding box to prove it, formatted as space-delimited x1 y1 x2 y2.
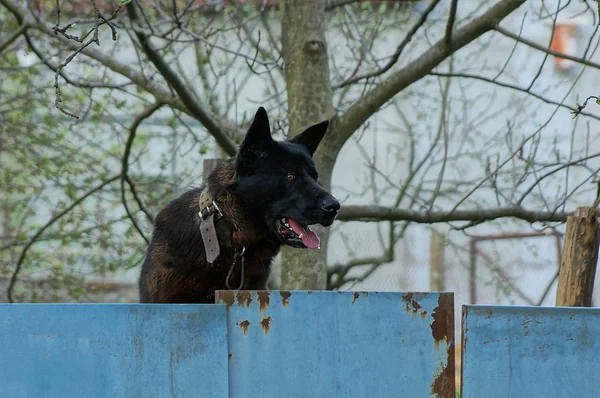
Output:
2 0 599 332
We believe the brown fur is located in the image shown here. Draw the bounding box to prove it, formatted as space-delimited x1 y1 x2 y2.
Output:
139 158 279 303
138 107 339 304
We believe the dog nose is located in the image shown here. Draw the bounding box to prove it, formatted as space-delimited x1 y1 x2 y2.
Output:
321 197 340 213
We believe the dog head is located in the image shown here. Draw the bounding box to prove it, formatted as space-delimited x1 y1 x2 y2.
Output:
234 107 340 249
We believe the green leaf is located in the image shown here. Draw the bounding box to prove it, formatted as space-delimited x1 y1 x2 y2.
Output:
120 0 131 4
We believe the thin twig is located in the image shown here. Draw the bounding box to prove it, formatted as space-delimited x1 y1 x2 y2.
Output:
430 72 600 122
335 0 441 88
7 175 120 303
51 2 124 118
495 25 600 72
121 102 164 244
571 95 600 119
126 1 238 155
0 23 26 55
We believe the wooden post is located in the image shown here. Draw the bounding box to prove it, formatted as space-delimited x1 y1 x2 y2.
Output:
202 159 223 181
430 229 445 291
556 207 600 307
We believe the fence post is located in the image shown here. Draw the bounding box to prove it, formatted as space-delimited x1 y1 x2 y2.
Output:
430 229 445 291
203 159 224 181
555 206 600 307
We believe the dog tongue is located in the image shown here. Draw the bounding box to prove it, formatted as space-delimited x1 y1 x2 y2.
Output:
288 219 320 249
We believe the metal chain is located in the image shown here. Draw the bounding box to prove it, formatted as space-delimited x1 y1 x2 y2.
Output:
225 246 246 290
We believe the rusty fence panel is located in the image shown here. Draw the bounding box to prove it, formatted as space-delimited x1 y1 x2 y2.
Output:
0 304 229 398
216 290 455 398
461 305 600 398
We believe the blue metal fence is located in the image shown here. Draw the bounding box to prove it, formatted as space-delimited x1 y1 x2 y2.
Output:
0 304 229 398
3 294 600 397
0 291 455 398
216 291 454 398
461 305 600 398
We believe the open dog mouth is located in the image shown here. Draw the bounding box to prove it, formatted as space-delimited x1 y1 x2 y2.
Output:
277 217 320 249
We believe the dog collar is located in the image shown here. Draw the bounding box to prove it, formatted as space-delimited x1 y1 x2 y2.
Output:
198 186 223 264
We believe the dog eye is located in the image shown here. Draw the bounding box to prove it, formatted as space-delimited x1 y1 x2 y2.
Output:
286 173 296 182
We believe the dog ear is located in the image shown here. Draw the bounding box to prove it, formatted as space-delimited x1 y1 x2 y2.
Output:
289 120 329 156
236 107 273 174
239 107 273 153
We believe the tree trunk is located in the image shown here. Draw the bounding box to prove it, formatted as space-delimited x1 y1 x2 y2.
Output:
555 207 600 307
280 0 337 290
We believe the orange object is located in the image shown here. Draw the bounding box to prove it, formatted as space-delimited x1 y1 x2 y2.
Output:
549 23 578 71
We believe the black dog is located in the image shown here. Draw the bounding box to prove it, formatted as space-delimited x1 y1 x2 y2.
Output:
138 107 340 303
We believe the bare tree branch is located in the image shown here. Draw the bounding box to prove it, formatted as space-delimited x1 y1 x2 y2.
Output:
537 270 559 305
332 0 526 148
429 72 600 121
337 205 569 223
325 0 360 11
526 1 560 92
22 31 133 90
0 24 26 55
517 152 600 205
125 176 155 226
571 95 600 118
335 0 441 88
331 263 378 290
328 254 391 290
495 25 600 72
0 0 21 19
121 102 164 244
7 175 120 303
126 1 238 155
1 0 241 154
444 0 458 45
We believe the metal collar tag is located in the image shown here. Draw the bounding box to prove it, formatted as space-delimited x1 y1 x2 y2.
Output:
198 187 222 264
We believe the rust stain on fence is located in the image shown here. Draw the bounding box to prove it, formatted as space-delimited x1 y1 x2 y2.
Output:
431 295 452 344
280 291 291 307
219 291 235 310
412 299 422 312
402 293 414 313
260 316 272 333
431 350 455 398
430 294 455 398
236 291 253 308
223 291 454 397
238 320 250 335
402 293 426 316
257 291 270 312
